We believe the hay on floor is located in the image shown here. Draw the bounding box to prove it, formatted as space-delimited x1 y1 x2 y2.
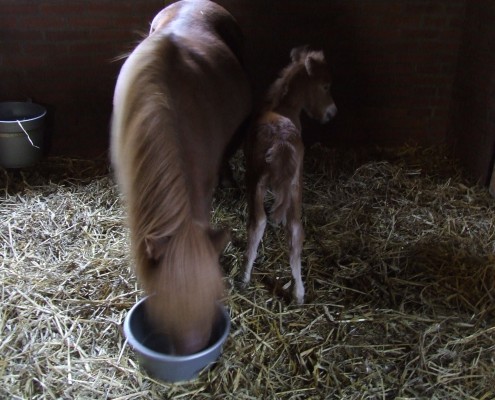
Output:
0 146 494 399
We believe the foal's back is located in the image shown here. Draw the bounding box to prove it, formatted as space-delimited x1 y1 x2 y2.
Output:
245 111 303 224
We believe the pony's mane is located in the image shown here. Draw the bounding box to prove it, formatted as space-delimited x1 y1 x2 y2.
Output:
112 32 223 350
119 35 190 256
264 49 324 111
110 30 149 63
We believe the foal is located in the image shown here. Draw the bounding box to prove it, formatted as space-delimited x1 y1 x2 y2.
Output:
242 46 337 304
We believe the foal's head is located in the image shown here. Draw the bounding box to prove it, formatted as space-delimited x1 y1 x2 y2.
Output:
290 46 338 123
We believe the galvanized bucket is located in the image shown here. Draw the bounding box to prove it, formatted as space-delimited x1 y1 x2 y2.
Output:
124 296 231 382
0 102 47 168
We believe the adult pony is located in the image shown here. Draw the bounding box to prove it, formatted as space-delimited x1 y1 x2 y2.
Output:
242 46 337 304
111 0 251 354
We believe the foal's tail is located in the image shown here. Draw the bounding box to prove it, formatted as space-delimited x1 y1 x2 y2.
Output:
265 127 303 225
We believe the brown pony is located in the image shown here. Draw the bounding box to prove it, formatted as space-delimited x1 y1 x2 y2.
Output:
111 0 251 354
242 46 337 304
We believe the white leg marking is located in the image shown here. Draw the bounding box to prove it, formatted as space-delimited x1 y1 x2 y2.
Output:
243 215 267 285
289 221 305 304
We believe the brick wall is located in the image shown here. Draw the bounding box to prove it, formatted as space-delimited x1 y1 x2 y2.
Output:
1 0 483 174
0 0 162 158
218 0 465 148
449 0 495 185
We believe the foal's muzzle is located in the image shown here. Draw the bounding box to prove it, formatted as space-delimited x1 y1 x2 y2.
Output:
322 103 338 123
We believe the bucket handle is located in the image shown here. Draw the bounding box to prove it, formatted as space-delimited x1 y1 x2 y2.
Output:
16 120 40 149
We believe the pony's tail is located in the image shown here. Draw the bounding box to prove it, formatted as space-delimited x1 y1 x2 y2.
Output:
266 137 302 225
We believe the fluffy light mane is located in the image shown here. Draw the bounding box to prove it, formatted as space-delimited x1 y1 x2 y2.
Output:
116 35 190 263
264 49 324 111
111 32 223 353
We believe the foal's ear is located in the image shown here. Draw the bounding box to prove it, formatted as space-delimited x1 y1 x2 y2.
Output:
145 234 169 262
304 51 326 76
290 45 309 62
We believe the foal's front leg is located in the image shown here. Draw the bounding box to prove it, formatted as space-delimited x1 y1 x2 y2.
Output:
287 185 305 304
242 180 267 287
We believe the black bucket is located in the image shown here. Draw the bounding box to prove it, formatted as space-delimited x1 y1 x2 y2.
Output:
0 101 47 168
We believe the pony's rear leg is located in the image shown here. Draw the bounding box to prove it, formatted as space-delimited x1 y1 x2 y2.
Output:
287 191 305 304
242 181 267 288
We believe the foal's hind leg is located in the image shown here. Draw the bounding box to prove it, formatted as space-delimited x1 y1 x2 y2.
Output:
287 185 305 304
242 179 267 287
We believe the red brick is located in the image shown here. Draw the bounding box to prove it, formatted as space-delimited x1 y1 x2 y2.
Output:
1 3 39 14
404 29 441 40
0 42 22 54
45 30 90 42
19 15 67 29
449 16 465 29
63 16 111 28
7 54 47 69
80 2 136 15
0 16 20 29
364 2 405 16
22 42 68 56
89 29 138 42
39 3 88 15
423 16 449 28
404 3 444 14
0 29 43 41
0 0 472 159
407 107 434 119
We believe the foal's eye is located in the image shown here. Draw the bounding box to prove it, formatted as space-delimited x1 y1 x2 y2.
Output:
322 83 331 92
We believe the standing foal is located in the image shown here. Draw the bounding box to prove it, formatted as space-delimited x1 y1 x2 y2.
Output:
242 46 337 304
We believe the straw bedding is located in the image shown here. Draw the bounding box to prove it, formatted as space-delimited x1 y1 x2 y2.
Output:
1 145 494 399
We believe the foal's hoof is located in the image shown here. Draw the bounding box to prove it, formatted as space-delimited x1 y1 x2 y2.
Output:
235 278 250 292
293 289 305 305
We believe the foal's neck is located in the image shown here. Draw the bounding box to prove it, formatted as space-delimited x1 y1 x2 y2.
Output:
272 93 304 132
269 69 307 131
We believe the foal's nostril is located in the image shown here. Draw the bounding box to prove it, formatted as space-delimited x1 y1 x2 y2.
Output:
329 104 338 117
324 104 338 122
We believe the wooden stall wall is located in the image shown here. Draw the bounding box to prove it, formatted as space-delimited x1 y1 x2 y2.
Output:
217 0 465 149
3 0 485 178
449 0 495 185
0 0 162 158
